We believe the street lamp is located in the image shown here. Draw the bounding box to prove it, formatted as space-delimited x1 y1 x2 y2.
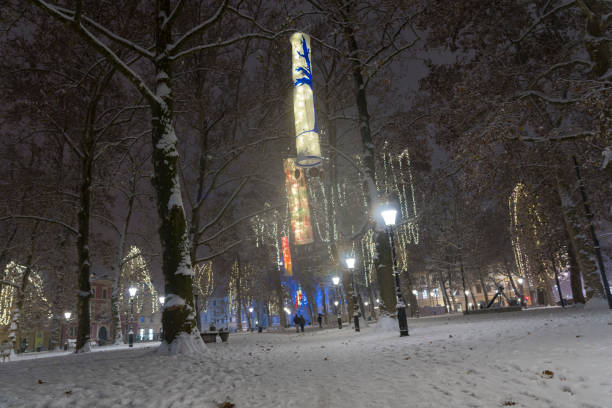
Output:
381 205 409 337
62 312 72 350
332 276 342 329
158 296 165 340
345 257 360 332
248 307 254 331
517 278 524 285
128 286 137 347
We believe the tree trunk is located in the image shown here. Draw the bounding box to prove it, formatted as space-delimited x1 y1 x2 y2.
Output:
111 172 136 345
76 152 93 352
342 7 396 316
477 268 490 305
572 156 612 308
556 178 602 300
438 271 451 312
153 0 198 348
567 238 586 303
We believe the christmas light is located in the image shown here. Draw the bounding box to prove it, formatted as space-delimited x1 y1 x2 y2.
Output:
290 33 321 167
284 158 314 245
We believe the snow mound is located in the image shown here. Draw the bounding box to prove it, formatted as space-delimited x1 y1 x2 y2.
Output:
584 296 610 310
77 341 92 353
376 315 399 332
156 331 208 355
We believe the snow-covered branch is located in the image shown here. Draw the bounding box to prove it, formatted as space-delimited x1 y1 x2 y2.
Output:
170 30 293 61
0 215 78 235
169 0 228 55
51 4 155 59
513 0 577 44
530 59 593 85
162 0 185 31
505 130 598 143
30 0 158 105
194 240 242 264
197 204 283 245
518 90 581 104
91 213 120 235
363 34 420 89
197 177 249 236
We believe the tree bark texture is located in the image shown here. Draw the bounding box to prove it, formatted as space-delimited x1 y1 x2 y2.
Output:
556 179 602 300
154 0 197 344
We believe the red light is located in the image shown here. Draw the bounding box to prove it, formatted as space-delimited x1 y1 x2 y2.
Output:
525 296 530 300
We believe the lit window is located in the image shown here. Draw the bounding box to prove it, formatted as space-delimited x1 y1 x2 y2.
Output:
139 328 144 340
422 290 428 299
148 328 153 341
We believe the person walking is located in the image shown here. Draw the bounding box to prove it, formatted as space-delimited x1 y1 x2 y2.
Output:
298 315 306 333
317 313 323 328
293 314 300 333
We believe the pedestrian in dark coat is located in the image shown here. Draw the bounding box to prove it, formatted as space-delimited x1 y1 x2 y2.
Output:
317 313 323 328
293 314 300 332
299 315 306 332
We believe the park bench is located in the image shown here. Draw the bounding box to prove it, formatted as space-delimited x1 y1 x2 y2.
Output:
200 329 229 344
1 343 13 362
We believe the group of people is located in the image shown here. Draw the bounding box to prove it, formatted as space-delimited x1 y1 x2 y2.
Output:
292 314 306 332
293 313 325 332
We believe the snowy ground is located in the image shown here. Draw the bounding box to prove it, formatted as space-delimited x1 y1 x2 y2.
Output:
1 306 611 408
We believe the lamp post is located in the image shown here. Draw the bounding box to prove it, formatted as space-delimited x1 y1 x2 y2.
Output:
62 311 71 350
381 207 409 337
194 290 200 331
128 286 137 347
248 307 254 331
332 276 342 329
345 257 360 332
158 296 165 339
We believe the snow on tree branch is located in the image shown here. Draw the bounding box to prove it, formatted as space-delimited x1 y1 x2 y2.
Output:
168 0 229 55
518 90 581 104
50 4 155 59
194 240 242 264
197 177 249 236
169 30 294 61
0 215 78 235
513 0 577 44
197 204 283 245
30 0 158 105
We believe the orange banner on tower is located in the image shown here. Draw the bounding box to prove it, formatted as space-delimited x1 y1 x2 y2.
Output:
283 158 314 245
281 236 292 276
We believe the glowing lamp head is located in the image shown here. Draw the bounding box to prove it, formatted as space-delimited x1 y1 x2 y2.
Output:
128 286 137 298
249 307 254 313
364 301 369 306
332 276 340 286
376 298 380 303
464 290 470 295
159 296 165 305
345 257 356 269
381 209 398 226
517 278 524 284
412 290 418 295
64 311 71 320
334 301 339 306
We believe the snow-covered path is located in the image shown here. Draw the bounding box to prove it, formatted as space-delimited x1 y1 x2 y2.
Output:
1 307 610 408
